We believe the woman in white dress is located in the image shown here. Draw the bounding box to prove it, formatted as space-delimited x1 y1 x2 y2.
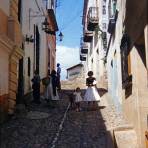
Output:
43 74 51 101
43 70 59 102
73 87 83 111
84 71 100 109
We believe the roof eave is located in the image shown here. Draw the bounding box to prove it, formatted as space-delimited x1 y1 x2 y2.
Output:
47 9 59 31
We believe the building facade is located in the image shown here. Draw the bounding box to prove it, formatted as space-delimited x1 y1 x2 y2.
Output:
82 0 148 147
67 63 84 80
81 0 108 88
0 0 58 123
21 0 58 95
106 0 148 147
0 0 24 122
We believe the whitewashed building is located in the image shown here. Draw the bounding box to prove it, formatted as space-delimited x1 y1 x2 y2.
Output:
21 0 58 94
106 0 148 147
81 0 108 88
67 63 84 80
82 0 148 147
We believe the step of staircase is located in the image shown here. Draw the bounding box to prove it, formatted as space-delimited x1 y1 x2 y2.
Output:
113 125 138 148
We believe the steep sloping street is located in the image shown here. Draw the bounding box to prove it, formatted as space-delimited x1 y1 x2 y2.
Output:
0 0 147 147
0 89 129 148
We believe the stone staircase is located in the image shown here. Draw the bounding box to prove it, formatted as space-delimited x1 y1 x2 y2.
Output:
61 76 86 90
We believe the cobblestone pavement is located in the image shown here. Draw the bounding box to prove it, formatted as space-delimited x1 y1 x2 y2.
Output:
0 91 69 148
0 90 127 148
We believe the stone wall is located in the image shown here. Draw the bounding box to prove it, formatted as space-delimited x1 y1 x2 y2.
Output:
0 0 24 119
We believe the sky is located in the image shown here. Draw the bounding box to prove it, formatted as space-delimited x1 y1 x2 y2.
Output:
56 0 84 80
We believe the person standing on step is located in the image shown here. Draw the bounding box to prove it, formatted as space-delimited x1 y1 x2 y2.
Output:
84 71 100 110
57 63 61 90
73 87 83 112
50 70 59 100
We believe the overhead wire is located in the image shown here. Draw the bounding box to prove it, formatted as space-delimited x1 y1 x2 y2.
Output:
60 10 83 31
56 0 83 32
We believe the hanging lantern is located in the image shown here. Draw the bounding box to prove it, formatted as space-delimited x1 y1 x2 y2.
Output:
42 18 49 31
59 32 63 41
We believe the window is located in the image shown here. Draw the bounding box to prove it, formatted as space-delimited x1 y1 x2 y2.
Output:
102 32 107 50
28 57 31 76
35 26 40 74
102 5 106 15
90 41 93 55
97 48 99 54
108 0 116 18
102 23 106 30
51 0 55 9
120 34 131 88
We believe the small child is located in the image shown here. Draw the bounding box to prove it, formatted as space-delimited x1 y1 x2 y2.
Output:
73 87 83 112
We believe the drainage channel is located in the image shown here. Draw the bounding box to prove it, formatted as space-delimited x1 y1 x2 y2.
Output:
50 103 70 148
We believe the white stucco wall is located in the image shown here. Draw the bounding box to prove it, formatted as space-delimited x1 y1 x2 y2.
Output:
106 0 125 112
22 0 48 94
84 0 108 84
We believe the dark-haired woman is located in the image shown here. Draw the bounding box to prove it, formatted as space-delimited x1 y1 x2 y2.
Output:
84 71 100 109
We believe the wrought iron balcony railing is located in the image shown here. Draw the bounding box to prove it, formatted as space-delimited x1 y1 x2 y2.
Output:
87 7 99 31
83 30 93 42
80 55 86 61
107 18 116 34
108 10 118 34
80 38 88 54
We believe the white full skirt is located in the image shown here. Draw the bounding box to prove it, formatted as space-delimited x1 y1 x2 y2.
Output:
84 86 100 102
44 79 59 101
75 95 83 102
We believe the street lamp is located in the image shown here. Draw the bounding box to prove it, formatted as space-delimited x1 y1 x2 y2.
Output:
59 32 63 41
42 18 63 41
42 17 49 31
42 17 55 35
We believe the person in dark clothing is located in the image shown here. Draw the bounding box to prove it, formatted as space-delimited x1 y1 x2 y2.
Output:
68 92 75 109
31 70 41 104
51 70 58 96
57 63 61 90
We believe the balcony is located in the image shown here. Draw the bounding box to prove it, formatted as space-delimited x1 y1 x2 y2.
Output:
107 18 116 34
83 30 93 42
81 42 88 54
87 7 99 31
80 55 86 61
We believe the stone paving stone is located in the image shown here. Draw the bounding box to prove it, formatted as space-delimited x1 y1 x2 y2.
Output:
0 91 69 148
0 90 128 148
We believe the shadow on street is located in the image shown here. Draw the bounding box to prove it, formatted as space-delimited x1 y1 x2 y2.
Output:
0 88 115 148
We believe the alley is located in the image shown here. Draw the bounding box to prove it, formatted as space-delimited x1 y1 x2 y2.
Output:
0 90 127 148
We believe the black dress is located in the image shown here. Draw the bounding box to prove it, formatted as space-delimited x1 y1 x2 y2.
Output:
86 77 96 86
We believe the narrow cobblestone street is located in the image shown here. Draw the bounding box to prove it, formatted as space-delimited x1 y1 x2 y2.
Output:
0 90 127 148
